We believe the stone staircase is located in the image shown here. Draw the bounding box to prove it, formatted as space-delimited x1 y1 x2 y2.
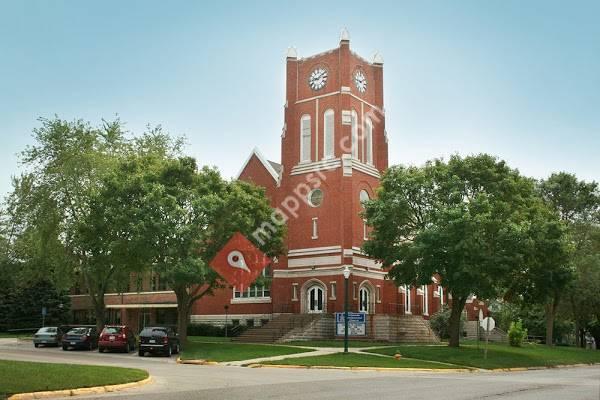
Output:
234 313 439 344
233 314 323 343
372 315 440 343
280 314 335 342
464 320 507 342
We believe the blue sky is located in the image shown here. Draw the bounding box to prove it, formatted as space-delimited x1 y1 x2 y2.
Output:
1 0 598 198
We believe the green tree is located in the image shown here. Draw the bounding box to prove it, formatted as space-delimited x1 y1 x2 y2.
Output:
8 280 71 330
4 117 180 331
363 154 537 347
505 203 573 346
539 173 600 346
103 156 285 344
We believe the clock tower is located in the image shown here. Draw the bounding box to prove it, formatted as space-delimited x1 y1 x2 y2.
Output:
262 29 391 315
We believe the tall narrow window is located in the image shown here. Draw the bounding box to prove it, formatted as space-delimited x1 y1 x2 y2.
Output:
365 117 373 165
311 217 318 239
404 285 411 314
323 109 334 159
351 110 358 159
300 115 311 162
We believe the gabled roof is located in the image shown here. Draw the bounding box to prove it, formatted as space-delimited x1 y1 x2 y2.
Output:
236 147 281 184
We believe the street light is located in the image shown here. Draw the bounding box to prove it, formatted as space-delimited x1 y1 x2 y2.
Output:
343 266 351 353
224 305 229 338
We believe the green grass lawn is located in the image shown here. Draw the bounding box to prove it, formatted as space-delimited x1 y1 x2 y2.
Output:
187 336 233 343
0 333 32 339
262 352 460 369
0 360 148 397
366 343 600 370
180 341 314 362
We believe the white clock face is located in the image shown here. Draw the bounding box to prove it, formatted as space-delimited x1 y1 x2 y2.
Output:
309 68 328 90
354 70 367 93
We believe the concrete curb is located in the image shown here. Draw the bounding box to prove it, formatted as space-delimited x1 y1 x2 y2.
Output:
249 362 600 373
7 376 152 400
489 363 599 372
248 364 474 373
175 357 218 365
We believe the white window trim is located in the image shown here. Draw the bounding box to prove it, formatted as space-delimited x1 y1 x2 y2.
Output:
365 117 373 165
423 285 429 316
292 283 298 301
351 110 358 159
376 285 382 304
300 114 311 163
232 285 271 300
323 109 335 159
363 219 368 240
312 217 318 239
329 281 337 300
404 285 412 314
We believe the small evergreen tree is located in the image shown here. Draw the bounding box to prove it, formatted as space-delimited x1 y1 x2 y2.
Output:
508 320 528 347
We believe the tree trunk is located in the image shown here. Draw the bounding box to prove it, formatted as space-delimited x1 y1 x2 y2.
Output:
574 322 581 348
174 287 191 347
92 295 106 332
448 295 467 348
544 302 555 346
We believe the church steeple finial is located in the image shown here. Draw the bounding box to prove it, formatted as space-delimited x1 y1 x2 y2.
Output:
340 27 350 42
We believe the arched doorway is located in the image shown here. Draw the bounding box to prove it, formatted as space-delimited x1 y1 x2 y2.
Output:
359 287 370 313
307 285 324 313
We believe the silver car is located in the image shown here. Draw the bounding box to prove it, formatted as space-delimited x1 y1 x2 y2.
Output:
33 326 64 347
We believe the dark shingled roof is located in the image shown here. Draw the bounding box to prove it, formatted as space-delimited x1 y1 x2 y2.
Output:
268 160 282 176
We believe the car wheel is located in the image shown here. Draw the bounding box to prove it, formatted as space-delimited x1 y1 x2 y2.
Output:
165 344 172 357
34 343 39 348
62 345 68 351
88 342 93 351
174 343 180 354
138 349 144 357
125 343 130 353
99 347 104 353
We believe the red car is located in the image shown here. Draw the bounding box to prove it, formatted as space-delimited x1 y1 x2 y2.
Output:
98 325 136 353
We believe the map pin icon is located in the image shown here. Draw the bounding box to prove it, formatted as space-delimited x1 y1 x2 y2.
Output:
227 250 250 272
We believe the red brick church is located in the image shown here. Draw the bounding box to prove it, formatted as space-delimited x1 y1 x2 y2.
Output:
71 31 485 340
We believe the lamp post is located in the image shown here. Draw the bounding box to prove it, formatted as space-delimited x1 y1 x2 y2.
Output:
343 266 351 353
224 305 229 338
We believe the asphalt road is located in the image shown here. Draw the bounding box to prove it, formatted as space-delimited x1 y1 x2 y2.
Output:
1 339 599 400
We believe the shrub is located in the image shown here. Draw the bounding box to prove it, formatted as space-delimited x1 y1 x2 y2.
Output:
429 307 464 339
508 320 528 347
186 323 246 337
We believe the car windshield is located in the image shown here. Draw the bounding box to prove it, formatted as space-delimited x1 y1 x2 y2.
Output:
141 328 167 336
37 327 57 334
102 327 121 334
67 327 88 335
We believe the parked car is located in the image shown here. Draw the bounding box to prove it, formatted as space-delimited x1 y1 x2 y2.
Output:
98 325 136 353
138 326 180 357
33 326 65 347
62 326 98 350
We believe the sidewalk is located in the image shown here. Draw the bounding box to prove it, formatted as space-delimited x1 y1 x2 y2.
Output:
222 346 384 366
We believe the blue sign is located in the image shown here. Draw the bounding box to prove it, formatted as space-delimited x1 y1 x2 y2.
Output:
335 312 365 323
335 312 366 336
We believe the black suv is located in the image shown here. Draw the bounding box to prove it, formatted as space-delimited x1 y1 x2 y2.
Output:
138 326 180 357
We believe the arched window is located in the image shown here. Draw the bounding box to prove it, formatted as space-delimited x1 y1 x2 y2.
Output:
351 110 358 159
360 190 370 240
323 109 334 159
300 115 311 163
359 189 370 204
365 117 373 165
